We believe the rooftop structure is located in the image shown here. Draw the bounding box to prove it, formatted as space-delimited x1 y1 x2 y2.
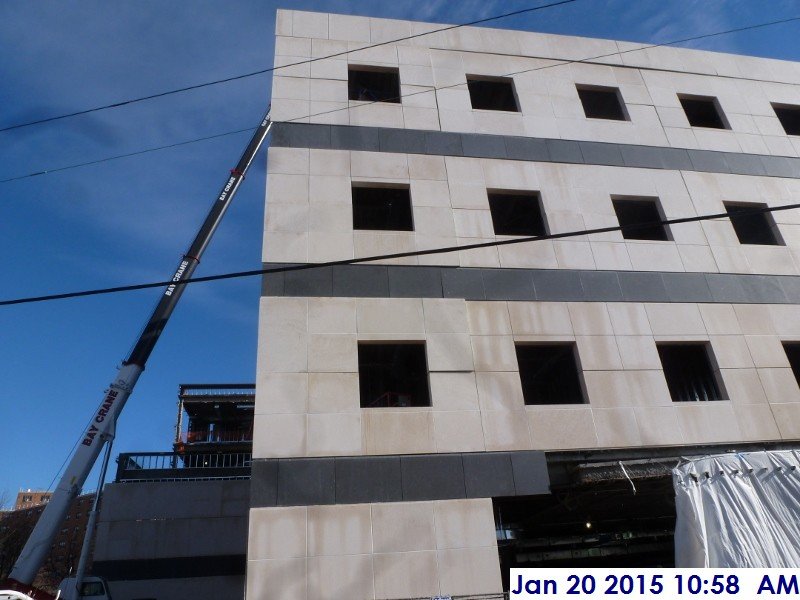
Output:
173 384 255 453
13 491 52 512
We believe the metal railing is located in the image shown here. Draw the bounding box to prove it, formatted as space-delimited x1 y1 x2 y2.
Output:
180 429 253 444
116 451 251 482
178 383 255 398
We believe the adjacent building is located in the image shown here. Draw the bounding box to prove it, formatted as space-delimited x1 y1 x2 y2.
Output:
92 384 254 600
13 491 52 511
1 492 94 593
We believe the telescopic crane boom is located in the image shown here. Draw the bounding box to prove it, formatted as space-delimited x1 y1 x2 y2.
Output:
6 111 273 592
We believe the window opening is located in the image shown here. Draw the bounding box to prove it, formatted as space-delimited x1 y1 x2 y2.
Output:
80 581 107 597
656 344 725 402
466 76 519 112
516 344 585 405
493 479 675 590
783 343 800 384
348 66 401 103
679 95 728 129
612 197 670 241
358 343 431 408
725 202 783 246
352 185 414 231
577 85 627 120
773 104 800 136
488 191 547 236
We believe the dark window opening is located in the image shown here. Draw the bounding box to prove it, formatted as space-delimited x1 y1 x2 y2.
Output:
679 95 728 129
348 67 401 103
352 185 413 231
358 343 430 408
784 343 800 384
773 104 800 136
467 76 519 112
488 191 548 236
516 344 585 405
577 85 627 120
657 344 725 402
80 581 107 597
612 197 670 241
724 202 783 246
494 478 675 590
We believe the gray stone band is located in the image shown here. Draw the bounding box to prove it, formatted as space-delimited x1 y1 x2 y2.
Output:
270 122 800 178
263 263 800 305
250 450 549 508
93 554 246 581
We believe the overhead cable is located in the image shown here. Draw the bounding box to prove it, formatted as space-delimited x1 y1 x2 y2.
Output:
2 202 798 307
2 13 799 184
0 0 578 133
289 14 800 124
0 128 255 183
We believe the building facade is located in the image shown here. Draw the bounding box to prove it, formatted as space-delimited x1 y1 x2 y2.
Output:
13 490 52 511
251 9 800 599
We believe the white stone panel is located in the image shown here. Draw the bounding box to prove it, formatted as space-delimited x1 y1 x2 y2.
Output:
481 410 531 451
292 10 328 39
430 372 480 411
328 13 370 43
433 411 485 452
427 333 474 372
356 298 424 334
306 413 362 456
363 411 434 454
423 298 468 333
528 406 598 450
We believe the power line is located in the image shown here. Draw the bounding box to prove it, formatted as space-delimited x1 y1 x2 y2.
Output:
290 14 800 124
2 202 798 307
3 13 798 185
0 0 578 134
0 127 255 184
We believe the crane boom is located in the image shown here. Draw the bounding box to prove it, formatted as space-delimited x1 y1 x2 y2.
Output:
7 111 273 588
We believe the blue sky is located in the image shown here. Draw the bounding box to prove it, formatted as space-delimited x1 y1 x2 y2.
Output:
1 0 799 504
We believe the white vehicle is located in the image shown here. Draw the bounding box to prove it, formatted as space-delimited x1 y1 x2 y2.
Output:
57 577 111 600
0 575 110 600
0 591 35 600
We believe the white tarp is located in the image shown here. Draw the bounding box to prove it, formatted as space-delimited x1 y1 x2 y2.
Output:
673 450 800 567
